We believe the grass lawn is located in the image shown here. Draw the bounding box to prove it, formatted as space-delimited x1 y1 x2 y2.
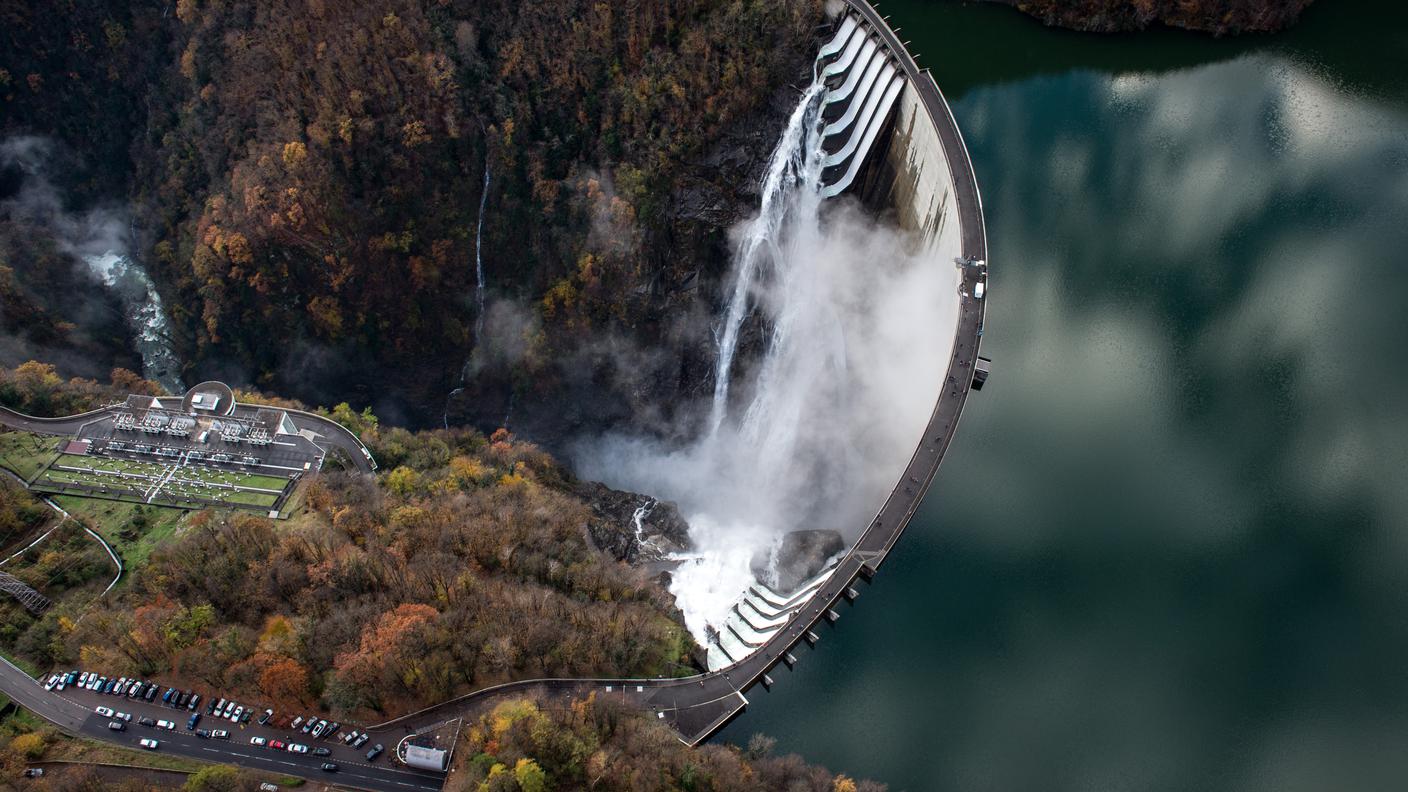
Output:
0 647 41 678
0 432 60 481
51 496 189 571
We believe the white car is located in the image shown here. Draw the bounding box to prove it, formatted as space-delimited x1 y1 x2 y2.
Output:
94 706 114 718
287 743 308 754
250 736 267 747
43 675 58 691
77 672 90 687
114 712 132 722
229 706 243 722
211 729 229 740
139 738 159 750
156 720 175 730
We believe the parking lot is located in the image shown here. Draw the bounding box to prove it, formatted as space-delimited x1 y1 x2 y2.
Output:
34 670 447 792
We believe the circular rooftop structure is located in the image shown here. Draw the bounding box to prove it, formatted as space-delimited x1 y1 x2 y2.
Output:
180 381 236 417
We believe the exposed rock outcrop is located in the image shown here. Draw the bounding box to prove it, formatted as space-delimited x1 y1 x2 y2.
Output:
576 481 691 564
983 0 1315 35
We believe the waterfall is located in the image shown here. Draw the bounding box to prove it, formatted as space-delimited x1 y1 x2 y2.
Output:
576 29 954 651
631 498 661 557
83 252 184 395
443 156 493 429
474 161 491 339
708 72 829 436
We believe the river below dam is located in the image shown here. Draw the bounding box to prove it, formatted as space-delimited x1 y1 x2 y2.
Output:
719 1 1408 790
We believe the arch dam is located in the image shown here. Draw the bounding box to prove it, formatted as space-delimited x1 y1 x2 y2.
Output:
367 0 992 748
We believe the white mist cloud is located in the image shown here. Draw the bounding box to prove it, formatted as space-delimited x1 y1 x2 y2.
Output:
0 136 184 392
575 197 959 642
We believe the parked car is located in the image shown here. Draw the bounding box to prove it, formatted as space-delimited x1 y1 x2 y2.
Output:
288 743 308 754
156 720 175 730
114 712 131 722
342 729 358 745
138 717 156 727
161 688 174 705
177 691 191 708
366 744 383 762
320 763 338 772
139 738 159 750
187 694 201 712
352 733 370 749
211 729 229 740
290 716 304 731
310 719 327 738
300 716 315 734
258 708 273 725
229 706 243 722
23 768 42 777
107 721 126 731
77 672 89 687
102 679 116 694
187 713 201 730
323 721 341 739
208 697 224 715
239 709 252 724
269 740 286 751
143 685 157 702
249 736 267 747
195 729 210 739
94 706 114 718
312 747 331 757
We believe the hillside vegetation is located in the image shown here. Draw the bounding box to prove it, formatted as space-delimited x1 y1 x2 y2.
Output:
0 363 691 722
1 0 823 426
991 0 1316 34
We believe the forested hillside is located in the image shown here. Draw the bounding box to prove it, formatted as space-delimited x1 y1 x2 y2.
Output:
1 0 823 433
0 364 691 721
988 0 1316 34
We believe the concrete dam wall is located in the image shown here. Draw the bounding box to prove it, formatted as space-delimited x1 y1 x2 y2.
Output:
361 0 991 748
701 0 983 672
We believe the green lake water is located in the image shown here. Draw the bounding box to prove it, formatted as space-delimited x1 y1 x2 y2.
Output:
719 1 1408 789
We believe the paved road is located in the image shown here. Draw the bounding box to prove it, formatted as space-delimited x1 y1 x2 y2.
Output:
0 658 445 792
364 0 990 747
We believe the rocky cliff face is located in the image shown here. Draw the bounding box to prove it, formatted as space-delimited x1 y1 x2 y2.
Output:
576 481 692 565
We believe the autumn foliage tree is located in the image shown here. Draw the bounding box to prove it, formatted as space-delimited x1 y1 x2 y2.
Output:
62 417 691 719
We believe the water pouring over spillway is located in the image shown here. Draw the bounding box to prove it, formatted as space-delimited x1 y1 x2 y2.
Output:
577 9 965 670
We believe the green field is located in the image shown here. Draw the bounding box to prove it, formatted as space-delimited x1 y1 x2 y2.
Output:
48 455 289 491
0 432 60 481
51 497 189 570
33 453 290 513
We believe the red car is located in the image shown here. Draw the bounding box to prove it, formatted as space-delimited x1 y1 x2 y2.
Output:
269 740 286 751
